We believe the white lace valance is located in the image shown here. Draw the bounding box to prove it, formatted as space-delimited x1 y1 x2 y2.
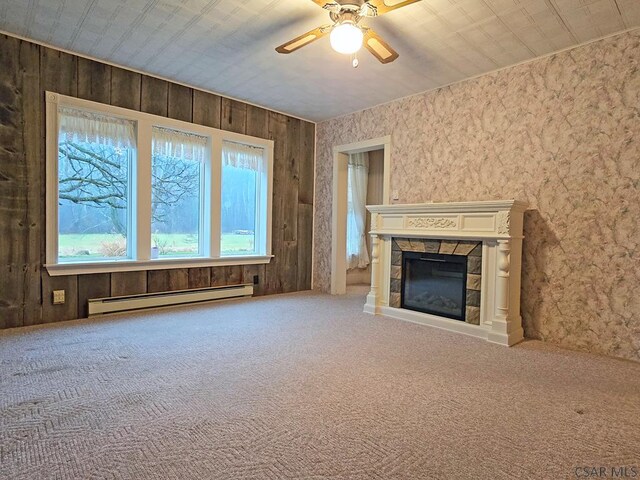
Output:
58 107 136 148
348 152 369 170
222 140 264 171
152 126 208 162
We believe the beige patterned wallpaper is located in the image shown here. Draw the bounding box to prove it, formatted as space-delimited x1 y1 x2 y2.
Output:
313 29 640 362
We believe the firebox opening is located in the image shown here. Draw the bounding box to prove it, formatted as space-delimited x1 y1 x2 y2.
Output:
401 251 467 321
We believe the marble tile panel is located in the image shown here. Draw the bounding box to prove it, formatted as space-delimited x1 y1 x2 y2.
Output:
439 241 459 254
466 306 481 325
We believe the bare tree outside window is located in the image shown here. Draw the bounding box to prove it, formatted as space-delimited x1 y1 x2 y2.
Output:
58 140 200 260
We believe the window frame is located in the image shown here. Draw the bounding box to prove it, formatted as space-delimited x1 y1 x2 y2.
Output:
45 92 274 276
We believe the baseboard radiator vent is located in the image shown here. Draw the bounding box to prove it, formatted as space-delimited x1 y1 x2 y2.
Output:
88 284 253 316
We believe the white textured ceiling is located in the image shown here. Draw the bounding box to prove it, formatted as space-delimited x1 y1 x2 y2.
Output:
1 0 639 121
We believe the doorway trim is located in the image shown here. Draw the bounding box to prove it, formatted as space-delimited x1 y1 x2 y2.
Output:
331 135 391 295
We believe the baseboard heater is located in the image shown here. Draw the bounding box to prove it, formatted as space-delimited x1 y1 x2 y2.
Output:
88 284 253 316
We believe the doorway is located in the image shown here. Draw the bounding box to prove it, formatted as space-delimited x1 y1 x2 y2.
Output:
345 148 384 287
331 136 391 295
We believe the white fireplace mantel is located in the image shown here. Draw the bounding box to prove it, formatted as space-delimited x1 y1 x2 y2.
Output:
364 200 528 346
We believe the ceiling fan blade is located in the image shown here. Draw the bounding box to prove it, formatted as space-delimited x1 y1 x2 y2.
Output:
276 25 332 54
363 29 399 64
361 0 421 16
310 0 342 13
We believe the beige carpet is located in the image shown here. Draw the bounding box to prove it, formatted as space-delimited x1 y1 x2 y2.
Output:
1 289 639 479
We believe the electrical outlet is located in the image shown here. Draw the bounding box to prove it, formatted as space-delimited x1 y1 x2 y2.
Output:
52 290 65 305
253 275 259 285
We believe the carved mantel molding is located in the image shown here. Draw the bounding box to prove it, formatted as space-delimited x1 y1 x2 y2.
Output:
367 200 527 239
407 217 457 229
496 211 511 235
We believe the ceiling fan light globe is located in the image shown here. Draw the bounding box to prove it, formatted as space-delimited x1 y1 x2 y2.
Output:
330 23 363 54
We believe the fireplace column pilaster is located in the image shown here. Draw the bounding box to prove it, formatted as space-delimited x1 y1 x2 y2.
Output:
488 239 523 345
364 217 380 314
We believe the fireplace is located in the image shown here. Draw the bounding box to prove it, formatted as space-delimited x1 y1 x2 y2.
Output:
364 200 528 346
402 251 467 321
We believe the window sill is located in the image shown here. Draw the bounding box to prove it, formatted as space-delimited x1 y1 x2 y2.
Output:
45 255 273 276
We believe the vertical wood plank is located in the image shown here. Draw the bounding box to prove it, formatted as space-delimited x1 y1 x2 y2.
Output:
77 273 111 318
282 242 299 293
0 267 24 328
226 265 243 284
168 269 189 290
168 83 192 122
42 273 78 323
40 47 77 96
246 104 268 139
110 67 141 110
283 117 300 243
265 111 288 294
221 98 246 134
299 121 315 205
210 266 242 286
0 36 27 327
141 76 168 117
21 39 43 326
111 271 147 296
297 203 313 290
148 270 170 293
22 266 42 327
281 116 302 293
269 112 288 295
243 264 266 296
192 90 221 128
148 269 188 293
188 267 211 288
210 266 228 287
77 57 111 103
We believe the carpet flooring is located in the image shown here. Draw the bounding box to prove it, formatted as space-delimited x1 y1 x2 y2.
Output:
1 289 639 479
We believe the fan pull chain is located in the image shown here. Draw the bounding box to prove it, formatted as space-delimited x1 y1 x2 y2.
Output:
351 52 359 68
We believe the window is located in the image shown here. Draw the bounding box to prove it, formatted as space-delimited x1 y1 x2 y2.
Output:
46 92 273 275
220 141 264 256
151 127 206 258
57 108 135 262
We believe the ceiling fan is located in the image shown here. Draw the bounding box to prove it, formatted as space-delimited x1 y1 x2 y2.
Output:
275 0 421 66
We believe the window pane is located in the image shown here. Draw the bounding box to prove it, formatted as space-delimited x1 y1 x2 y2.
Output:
58 120 133 262
220 141 263 256
151 127 205 258
220 164 258 255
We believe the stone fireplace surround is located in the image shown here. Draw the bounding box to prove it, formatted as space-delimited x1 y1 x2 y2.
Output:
365 200 528 346
390 238 483 324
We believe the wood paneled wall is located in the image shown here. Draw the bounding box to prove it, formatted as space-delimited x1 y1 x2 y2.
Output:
0 34 315 328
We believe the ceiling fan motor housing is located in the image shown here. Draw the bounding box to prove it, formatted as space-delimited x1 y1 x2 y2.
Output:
330 10 362 25
339 0 367 8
